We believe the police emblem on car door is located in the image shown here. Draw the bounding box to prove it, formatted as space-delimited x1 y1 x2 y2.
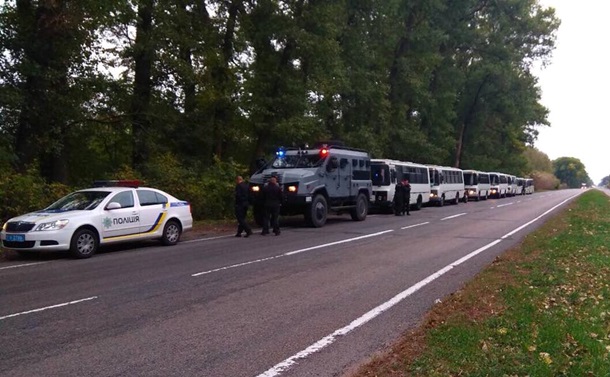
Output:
102 190 140 239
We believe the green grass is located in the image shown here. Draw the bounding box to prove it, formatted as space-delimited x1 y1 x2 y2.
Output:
354 190 610 377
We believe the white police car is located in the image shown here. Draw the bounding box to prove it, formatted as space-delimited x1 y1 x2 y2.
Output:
0 180 193 258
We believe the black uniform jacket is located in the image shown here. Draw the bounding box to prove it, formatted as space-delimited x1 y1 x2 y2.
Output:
262 183 284 207
235 182 250 207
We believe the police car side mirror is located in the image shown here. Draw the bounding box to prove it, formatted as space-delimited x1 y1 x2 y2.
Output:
106 202 122 210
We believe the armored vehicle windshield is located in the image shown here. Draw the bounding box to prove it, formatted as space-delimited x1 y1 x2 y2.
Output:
268 152 325 169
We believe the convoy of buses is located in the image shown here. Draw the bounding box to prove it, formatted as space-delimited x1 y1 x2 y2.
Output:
370 159 534 210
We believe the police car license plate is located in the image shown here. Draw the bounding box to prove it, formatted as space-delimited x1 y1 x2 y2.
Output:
6 234 25 242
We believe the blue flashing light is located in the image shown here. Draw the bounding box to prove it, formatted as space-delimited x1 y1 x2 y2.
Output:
276 148 286 157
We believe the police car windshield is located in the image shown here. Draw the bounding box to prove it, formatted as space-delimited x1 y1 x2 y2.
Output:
270 153 324 169
45 191 110 211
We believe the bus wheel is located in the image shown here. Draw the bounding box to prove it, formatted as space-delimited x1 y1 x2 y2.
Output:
438 195 445 207
475 192 480 202
463 194 468 203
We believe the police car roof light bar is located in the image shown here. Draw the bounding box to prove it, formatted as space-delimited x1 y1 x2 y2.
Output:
93 180 142 188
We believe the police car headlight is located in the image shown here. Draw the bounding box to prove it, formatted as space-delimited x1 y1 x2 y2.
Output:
251 186 260 193
34 219 70 231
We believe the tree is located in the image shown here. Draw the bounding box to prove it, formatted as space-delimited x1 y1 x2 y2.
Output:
523 147 553 173
553 157 591 189
599 175 610 188
0 0 116 183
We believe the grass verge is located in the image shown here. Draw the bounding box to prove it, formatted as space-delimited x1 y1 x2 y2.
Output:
352 190 610 376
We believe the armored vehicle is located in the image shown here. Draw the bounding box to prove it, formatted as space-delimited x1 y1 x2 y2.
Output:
249 144 372 227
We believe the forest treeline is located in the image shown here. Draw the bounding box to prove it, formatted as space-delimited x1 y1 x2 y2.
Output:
0 0 566 219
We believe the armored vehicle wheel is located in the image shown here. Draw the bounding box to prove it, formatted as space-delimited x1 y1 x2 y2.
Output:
307 194 328 228
350 193 368 221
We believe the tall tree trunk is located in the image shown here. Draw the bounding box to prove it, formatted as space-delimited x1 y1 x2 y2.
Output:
14 0 72 183
131 0 155 169
454 74 489 167
212 0 241 159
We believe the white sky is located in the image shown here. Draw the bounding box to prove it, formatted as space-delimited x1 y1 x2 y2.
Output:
534 0 610 184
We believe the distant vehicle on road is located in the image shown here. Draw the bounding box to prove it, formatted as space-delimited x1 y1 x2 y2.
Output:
524 178 535 194
249 144 372 228
0 180 192 258
488 172 509 198
428 165 466 206
463 170 491 201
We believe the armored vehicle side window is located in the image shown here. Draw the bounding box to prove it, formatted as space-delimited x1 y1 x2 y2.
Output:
340 158 349 169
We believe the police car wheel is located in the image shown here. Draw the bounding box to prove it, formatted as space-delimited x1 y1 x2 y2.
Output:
70 228 98 259
162 220 181 246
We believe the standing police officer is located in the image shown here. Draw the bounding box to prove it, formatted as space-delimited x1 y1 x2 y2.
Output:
234 176 253 237
403 178 411 215
262 175 283 235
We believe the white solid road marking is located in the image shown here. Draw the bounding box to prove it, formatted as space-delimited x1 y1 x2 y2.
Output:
191 230 395 277
0 262 47 271
497 202 514 208
440 213 467 221
0 296 98 321
401 222 429 230
182 235 234 243
256 191 582 377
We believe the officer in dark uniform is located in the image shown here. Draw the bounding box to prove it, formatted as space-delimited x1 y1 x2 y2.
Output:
393 180 404 216
403 178 411 215
262 175 283 235
234 176 253 237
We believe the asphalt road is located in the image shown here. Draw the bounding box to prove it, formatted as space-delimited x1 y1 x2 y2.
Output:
0 189 583 377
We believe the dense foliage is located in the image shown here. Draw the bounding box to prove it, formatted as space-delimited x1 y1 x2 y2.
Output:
0 0 562 219
599 175 610 188
553 157 593 189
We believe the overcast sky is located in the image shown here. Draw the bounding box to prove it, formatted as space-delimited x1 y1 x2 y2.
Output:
533 0 609 184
